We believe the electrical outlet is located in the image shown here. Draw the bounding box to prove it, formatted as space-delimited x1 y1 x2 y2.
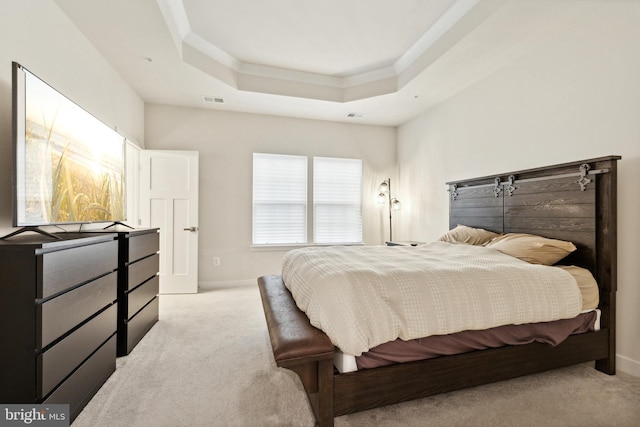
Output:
213 257 221 266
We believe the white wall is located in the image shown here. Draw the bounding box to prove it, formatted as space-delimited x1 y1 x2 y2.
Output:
0 0 145 236
396 1 640 375
144 104 396 285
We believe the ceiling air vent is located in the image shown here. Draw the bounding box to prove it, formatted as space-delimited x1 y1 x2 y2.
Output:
202 96 224 103
346 112 364 118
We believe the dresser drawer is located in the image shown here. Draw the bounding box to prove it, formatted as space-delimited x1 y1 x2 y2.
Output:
38 304 117 399
126 297 159 354
42 334 116 421
38 271 116 348
38 240 118 299
128 253 159 291
128 275 159 319
128 232 159 263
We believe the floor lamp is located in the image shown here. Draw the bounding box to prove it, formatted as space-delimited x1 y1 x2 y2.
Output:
377 178 401 242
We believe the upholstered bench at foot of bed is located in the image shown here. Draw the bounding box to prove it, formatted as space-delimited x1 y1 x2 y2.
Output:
258 275 335 427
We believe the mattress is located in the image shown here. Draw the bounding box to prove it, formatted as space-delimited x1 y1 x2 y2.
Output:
335 309 601 373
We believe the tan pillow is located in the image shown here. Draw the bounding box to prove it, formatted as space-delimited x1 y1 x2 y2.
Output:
437 225 500 246
485 233 576 265
556 266 599 311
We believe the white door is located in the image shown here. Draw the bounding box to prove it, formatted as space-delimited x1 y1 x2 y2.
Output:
139 150 199 294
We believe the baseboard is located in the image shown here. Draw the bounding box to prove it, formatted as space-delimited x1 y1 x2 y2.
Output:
617 354 640 377
198 279 255 290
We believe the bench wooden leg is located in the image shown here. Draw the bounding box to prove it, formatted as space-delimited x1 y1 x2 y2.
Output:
289 359 334 427
316 359 334 427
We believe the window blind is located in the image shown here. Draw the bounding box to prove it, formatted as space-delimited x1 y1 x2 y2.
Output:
252 153 307 244
313 157 362 244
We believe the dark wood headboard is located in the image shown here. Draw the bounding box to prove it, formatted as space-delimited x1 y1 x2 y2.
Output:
446 156 619 273
446 156 620 371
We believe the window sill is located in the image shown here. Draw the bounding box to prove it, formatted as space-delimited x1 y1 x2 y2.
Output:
251 242 364 252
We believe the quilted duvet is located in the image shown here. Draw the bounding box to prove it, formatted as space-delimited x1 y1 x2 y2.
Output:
282 242 582 356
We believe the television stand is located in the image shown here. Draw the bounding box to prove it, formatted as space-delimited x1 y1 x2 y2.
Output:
0 227 62 240
0 233 119 421
103 221 134 230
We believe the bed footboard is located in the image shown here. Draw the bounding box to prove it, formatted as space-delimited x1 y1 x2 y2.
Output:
258 275 335 427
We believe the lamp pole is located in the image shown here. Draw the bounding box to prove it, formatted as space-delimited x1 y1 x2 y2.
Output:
387 178 393 242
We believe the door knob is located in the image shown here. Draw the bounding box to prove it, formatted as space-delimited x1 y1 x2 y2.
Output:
183 226 198 232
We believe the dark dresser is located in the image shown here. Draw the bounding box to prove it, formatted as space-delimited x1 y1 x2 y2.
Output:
82 227 160 356
115 228 160 356
0 233 119 421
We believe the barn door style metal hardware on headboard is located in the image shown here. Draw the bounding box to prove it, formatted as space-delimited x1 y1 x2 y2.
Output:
448 184 459 201
493 177 502 198
576 163 592 191
447 161 611 199
499 164 607 191
505 175 516 196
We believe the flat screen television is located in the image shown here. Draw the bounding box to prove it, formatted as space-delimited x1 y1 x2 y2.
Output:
11 62 126 230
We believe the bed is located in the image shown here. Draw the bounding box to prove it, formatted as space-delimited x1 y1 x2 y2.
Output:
258 156 620 427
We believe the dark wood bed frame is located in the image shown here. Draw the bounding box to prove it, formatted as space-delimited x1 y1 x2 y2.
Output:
258 155 620 427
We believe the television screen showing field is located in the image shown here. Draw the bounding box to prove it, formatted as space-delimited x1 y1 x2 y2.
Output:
19 69 125 225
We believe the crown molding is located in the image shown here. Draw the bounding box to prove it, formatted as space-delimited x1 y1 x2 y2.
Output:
156 0 502 102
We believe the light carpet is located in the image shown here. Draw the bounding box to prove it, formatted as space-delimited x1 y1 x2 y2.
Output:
73 284 640 427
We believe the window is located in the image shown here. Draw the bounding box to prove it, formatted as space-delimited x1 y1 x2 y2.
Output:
252 154 363 245
252 153 307 244
313 157 362 244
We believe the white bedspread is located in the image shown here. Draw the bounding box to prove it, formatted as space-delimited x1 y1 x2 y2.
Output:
282 242 582 356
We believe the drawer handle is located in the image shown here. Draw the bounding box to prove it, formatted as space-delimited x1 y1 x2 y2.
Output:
183 226 198 232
